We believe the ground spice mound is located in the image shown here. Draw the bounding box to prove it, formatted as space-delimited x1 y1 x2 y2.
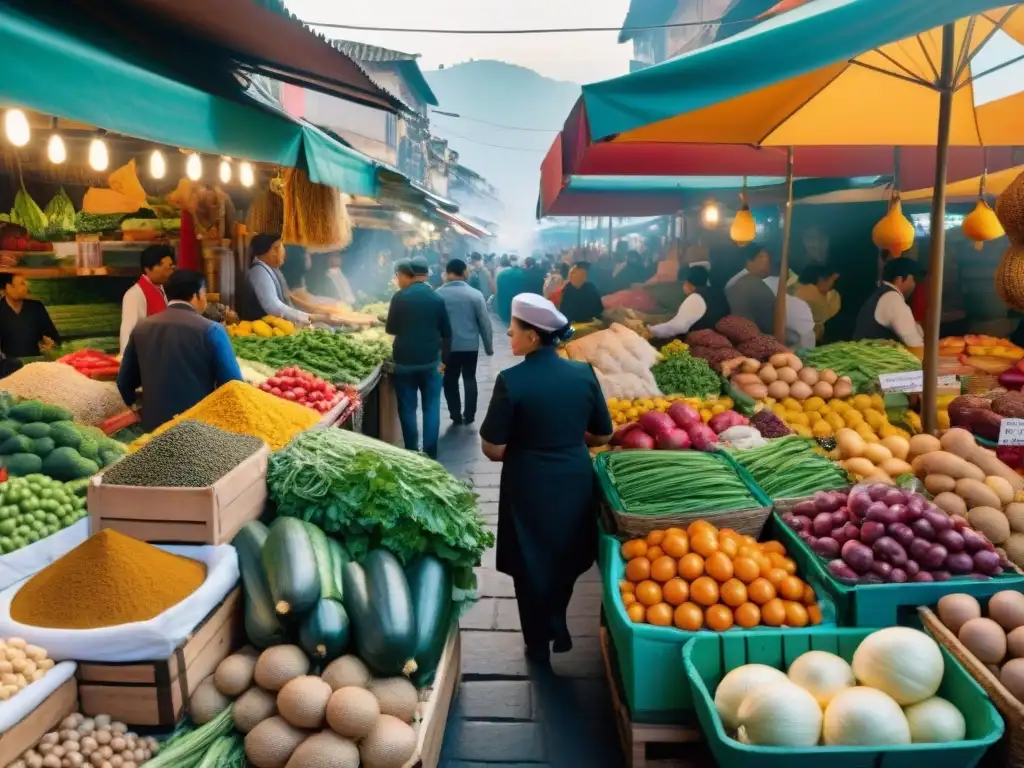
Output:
129 380 319 452
11 529 207 629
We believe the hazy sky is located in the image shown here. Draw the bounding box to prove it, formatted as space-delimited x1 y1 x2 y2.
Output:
284 0 633 84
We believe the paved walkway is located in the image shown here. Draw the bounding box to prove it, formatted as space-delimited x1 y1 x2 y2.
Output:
435 327 625 768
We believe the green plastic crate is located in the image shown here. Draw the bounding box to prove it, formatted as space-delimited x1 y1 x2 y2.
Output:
601 532 838 719
682 627 1004 768
770 513 1024 627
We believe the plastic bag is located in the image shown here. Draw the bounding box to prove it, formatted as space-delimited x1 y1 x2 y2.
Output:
0 661 75 734
0 519 88 592
0 544 238 662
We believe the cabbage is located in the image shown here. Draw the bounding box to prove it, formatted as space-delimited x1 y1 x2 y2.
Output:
823 687 911 745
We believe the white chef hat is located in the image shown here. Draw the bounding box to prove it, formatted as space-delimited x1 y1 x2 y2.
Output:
511 293 568 332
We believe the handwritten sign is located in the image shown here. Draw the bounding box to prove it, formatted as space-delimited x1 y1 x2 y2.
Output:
999 419 1024 446
878 372 958 394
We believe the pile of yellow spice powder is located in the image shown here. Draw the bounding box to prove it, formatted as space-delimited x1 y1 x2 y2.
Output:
129 380 320 452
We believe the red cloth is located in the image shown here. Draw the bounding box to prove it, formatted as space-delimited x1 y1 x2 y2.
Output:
136 275 167 316
177 209 201 271
911 276 928 323
551 284 565 307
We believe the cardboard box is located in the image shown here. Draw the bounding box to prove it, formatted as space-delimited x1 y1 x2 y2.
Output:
87 444 269 544
76 588 242 728
0 677 78 766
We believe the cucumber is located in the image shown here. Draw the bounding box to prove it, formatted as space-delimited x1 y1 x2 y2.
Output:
298 598 351 663
262 517 321 616
327 538 349 601
301 521 341 601
405 555 454 687
232 522 286 648
342 549 417 677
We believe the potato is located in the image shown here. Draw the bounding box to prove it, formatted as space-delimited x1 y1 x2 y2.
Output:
744 383 768 399
797 367 820 386
915 451 986 482
843 457 877 477
879 458 913 477
785 354 804 372
941 428 1024 491
766 381 790 400
769 352 790 369
776 367 798 384
924 474 957 495
789 381 813 401
880 436 910 461
812 381 834 400
731 373 761 388
909 433 942 458
863 443 893 464
833 377 854 398
986 476 1015 506
933 492 968 517
741 358 761 374
955 478 1003 510
836 428 866 459
758 364 779 384
819 369 839 385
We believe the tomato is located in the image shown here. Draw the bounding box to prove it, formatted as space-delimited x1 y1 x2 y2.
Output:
270 387 283 396
282 391 297 400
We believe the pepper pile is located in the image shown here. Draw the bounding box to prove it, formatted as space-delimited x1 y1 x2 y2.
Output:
58 349 120 379
259 367 345 415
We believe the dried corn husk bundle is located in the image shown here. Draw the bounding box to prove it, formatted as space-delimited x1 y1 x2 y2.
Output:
246 187 284 234
281 167 352 250
994 170 1024 309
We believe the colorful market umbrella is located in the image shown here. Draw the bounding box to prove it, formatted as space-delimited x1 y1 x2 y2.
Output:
581 0 1024 430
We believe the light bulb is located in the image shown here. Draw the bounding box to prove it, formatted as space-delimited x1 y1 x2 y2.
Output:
149 150 166 179
219 159 232 184
47 134 66 164
398 211 415 225
88 138 109 171
4 109 30 147
701 202 720 227
186 152 202 181
239 161 254 188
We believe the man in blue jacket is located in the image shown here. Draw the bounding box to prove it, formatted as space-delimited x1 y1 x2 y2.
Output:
438 258 493 426
117 270 242 431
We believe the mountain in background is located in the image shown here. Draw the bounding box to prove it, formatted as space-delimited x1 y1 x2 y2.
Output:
424 60 580 250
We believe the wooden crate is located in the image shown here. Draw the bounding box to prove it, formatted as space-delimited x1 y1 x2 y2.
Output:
87 444 268 544
0 677 78 765
406 625 462 768
601 626 711 768
77 588 242 728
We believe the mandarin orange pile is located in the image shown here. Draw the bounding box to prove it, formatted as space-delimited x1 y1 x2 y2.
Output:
618 521 823 632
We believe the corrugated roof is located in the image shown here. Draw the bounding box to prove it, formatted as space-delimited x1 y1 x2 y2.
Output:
619 0 678 43
330 41 419 63
329 39 440 107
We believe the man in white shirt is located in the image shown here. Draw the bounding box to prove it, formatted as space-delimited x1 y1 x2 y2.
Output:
853 257 924 348
119 244 176 352
649 265 717 339
763 275 817 349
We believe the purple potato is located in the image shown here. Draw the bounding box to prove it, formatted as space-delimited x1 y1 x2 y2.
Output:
871 560 893 579
908 538 933 563
802 532 816 545
912 571 935 582
865 502 897 525
931 570 952 582
868 483 891 501
904 560 921 578
813 512 836 537
889 568 908 583
832 509 851 527
906 495 926 518
911 518 936 541
961 528 989 554
887 522 916 549
945 551 974 575
813 537 841 559
841 540 875 574
814 490 840 512
924 510 953 532
828 559 859 584
888 504 908 523
936 529 965 553
794 500 818 517
950 514 970 532
920 544 949 570
848 492 873 519
841 522 861 542
973 549 1003 576
883 488 907 507
873 536 908 567
830 527 848 547
861 520 886 546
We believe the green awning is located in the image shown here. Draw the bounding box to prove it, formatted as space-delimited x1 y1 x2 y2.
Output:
0 4 379 196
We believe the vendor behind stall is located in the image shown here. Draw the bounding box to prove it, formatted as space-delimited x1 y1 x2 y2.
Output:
240 233 330 325
119 244 176 352
117 269 242 431
559 262 605 324
853 257 924 351
648 265 727 339
0 274 60 358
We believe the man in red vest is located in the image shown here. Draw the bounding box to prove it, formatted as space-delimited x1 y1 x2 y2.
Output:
119 244 176 353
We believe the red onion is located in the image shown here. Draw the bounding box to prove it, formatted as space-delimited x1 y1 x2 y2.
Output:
814 490 840 512
813 537 841 559
887 522 916 549
931 570 952 582
860 520 886 545
912 571 934 582
890 568 908 583
794 500 817 517
911 518 936 541
920 544 949 569
828 559 859 584
832 509 851 527
868 483 891 501
841 522 861 542
813 512 836 537
831 527 849 546
905 560 921 577
950 514 970 532
936 529 965 552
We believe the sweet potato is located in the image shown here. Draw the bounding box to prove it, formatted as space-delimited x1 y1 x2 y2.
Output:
914 450 986 482
924 473 957 495
955 477 1003 510
940 428 1024 491
933 492 968 517
908 433 941 459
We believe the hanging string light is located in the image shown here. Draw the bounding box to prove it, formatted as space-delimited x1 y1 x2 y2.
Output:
219 158 232 184
47 134 67 164
701 200 720 227
88 138 109 171
185 152 202 181
3 109 30 147
149 150 166 179
239 161 255 188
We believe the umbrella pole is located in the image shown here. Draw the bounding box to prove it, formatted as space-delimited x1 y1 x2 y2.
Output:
922 22 956 435
774 146 795 342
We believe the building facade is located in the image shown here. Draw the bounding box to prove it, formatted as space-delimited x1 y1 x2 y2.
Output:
449 163 503 235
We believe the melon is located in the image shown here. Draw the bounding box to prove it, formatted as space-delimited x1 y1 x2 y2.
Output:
369 677 419 723
326 686 380 739
190 676 231 724
245 715 307 768
322 654 371 691
215 649 259 696
360 714 417 768
277 675 333 729
285 731 360 768
255 645 310 692
234 687 279 734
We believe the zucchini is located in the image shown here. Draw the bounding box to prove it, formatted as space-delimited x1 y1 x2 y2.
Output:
262 517 321 616
301 521 341 601
298 598 351 662
342 549 417 676
233 521 286 648
406 555 454 687
327 538 349 601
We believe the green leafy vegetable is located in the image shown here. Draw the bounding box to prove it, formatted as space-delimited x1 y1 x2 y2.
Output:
231 328 391 385
651 351 721 397
42 187 76 233
268 429 493 596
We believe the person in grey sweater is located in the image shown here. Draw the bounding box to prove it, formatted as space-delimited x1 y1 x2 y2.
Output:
438 259 494 425
725 246 775 335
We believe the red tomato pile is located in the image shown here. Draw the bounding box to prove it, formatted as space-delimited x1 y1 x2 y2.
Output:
58 349 120 378
259 366 344 414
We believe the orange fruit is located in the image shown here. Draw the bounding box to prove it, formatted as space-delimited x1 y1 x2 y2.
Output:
678 553 705 581
771 554 798 575
705 552 734 583
662 578 689 606
647 602 674 627
748 577 777 606
674 602 704 631
690 576 720 607
807 603 823 625
737 545 759 559
627 603 646 623
622 592 637 606
635 580 663 607
734 602 761 628
661 533 689 559
646 546 665 561
802 584 817 606
761 597 786 627
718 536 739 558
647 530 666 546
733 557 760 584
719 528 739 539
765 567 788 588
621 539 648 560
619 580 635 594
761 540 786 556
754 553 774 577
741 535 758 548
650 556 679 583
705 604 734 632
784 601 809 627
664 527 686 538
691 532 720 558
720 578 748 608
625 557 651 582
779 575 806 602
687 520 718 538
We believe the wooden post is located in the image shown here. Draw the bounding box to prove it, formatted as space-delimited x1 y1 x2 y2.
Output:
773 147 795 342
922 23 956 435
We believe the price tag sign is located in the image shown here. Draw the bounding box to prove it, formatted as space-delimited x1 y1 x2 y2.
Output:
878 372 959 394
999 419 1024 446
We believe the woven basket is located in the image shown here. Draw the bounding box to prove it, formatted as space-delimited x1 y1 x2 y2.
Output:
599 495 771 539
919 606 1024 768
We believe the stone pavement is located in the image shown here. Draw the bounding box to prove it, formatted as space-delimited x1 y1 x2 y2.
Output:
435 327 625 768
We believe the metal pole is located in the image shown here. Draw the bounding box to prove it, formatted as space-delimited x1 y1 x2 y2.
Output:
577 216 582 251
923 22 957 435
608 216 614 255
773 147 795 342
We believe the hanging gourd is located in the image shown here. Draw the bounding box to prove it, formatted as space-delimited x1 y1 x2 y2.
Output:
963 171 1004 250
872 192 915 257
994 169 1024 310
730 178 757 245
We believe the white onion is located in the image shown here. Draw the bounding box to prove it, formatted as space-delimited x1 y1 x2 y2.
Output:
904 697 966 743
852 627 944 705
787 651 855 708
714 664 789 731
737 681 823 747
823 687 911 746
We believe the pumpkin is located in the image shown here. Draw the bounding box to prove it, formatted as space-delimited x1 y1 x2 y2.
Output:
872 195 915 256
962 199 1004 250
730 205 756 245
